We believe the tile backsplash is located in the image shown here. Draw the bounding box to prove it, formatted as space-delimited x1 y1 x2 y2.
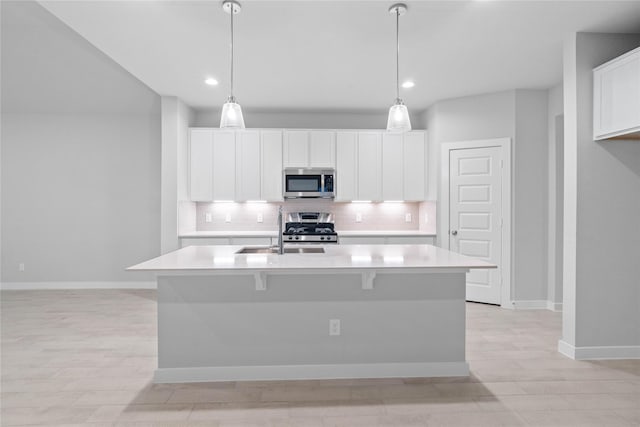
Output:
190 200 437 234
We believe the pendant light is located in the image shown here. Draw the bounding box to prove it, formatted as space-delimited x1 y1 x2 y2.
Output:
220 0 245 128
386 3 411 132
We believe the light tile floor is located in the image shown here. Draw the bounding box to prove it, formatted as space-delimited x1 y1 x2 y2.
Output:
1 290 638 426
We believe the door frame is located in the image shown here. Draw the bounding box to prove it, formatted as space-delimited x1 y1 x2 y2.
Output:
440 138 512 308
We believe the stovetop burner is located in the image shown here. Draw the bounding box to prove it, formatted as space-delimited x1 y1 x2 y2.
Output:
283 213 338 243
284 222 337 235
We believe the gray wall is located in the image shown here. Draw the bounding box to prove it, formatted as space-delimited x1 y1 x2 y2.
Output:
424 89 551 304
562 33 640 349
547 84 564 308
193 108 426 130
161 97 195 254
514 90 550 302
1 1 161 284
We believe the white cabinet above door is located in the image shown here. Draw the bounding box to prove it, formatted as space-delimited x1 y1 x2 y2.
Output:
593 46 640 140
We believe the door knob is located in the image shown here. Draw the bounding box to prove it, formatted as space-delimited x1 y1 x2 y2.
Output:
451 230 458 236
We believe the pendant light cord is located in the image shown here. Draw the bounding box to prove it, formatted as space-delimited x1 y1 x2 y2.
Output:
396 7 400 101
230 4 234 100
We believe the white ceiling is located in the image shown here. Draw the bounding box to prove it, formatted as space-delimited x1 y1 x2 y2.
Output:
37 0 640 112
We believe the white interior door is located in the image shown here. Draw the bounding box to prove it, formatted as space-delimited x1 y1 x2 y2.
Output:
449 146 502 304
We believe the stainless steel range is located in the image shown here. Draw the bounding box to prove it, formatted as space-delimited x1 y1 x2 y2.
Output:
283 212 338 243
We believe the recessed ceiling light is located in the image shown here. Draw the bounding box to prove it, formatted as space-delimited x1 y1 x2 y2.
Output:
205 78 219 86
402 81 415 89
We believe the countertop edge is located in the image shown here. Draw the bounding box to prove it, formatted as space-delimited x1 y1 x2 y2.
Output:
179 230 437 238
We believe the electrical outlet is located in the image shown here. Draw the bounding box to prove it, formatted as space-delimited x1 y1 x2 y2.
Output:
19 263 25 272
205 213 212 223
329 319 341 336
355 213 362 223
424 213 429 223
257 213 263 223
405 213 412 223
225 213 232 223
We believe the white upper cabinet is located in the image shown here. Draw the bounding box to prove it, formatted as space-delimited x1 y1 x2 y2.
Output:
283 130 336 168
335 130 427 202
283 131 309 167
382 133 404 201
189 128 425 203
261 130 284 201
236 131 261 201
336 132 358 201
189 129 284 202
189 129 214 201
309 131 336 167
212 131 236 201
403 131 427 201
357 132 383 201
593 46 640 140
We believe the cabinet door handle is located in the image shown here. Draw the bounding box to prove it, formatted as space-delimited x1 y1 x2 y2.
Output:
451 230 458 236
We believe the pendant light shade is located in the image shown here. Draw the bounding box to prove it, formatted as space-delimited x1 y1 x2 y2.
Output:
220 97 245 128
220 0 245 129
386 3 411 132
387 101 411 132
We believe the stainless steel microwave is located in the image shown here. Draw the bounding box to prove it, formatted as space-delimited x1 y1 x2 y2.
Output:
283 168 335 199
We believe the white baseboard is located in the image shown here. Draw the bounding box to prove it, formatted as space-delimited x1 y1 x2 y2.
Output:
511 300 549 310
558 340 640 360
154 361 470 383
547 301 563 312
1 281 156 290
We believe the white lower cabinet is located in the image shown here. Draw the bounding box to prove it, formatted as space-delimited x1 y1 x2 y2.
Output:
339 235 435 245
339 236 386 245
180 237 231 247
180 237 272 248
386 236 435 245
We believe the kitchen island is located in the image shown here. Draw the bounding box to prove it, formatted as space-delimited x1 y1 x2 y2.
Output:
128 244 495 383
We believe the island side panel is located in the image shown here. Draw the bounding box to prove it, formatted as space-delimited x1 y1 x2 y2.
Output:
156 271 467 382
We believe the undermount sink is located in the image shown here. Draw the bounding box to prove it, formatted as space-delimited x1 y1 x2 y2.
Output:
235 246 325 255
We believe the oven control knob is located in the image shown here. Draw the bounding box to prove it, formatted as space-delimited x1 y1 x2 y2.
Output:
295 236 299 240
320 236 325 240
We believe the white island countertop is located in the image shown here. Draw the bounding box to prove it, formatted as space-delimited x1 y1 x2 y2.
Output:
128 244 495 272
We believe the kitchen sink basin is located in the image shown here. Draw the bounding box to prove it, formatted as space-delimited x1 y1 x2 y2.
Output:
236 246 325 254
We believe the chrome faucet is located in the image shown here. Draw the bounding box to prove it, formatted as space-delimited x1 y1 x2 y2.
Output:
277 206 284 254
